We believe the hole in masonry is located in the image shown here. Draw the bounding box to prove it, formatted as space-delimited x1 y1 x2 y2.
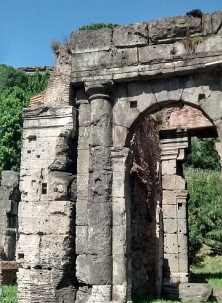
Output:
27 135 37 142
27 150 31 154
42 183 47 194
18 253 24 259
130 101 137 108
198 93 206 101
178 203 182 209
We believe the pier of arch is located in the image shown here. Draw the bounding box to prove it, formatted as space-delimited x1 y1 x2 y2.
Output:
17 11 222 303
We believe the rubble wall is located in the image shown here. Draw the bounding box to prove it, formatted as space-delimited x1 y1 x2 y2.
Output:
130 116 161 297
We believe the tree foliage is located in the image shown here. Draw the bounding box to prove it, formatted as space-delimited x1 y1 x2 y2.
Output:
0 65 50 172
185 136 222 259
79 23 119 31
185 137 220 171
186 169 222 256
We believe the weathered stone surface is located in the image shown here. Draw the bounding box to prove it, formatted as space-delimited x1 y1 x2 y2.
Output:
113 23 148 47
162 175 186 190
179 283 212 303
76 254 112 284
149 16 202 44
71 28 112 53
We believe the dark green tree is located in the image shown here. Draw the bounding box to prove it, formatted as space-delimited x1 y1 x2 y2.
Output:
0 64 29 94
185 137 220 171
186 169 222 257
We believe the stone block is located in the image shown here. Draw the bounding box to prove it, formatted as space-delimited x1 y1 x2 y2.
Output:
76 254 112 284
112 284 127 302
164 234 178 254
178 234 188 254
89 171 112 199
178 218 187 234
200 91 222 121
163 190 179 204
76 226 88 255
75 286 91 303
18 201 73 235
76 200 88 226
196 35 222 54
78 126 90 150
77 149 89 173
113 125 128 148
113 253 127 285
91 285 111 302
113 198 126 226
71 28 112 53
78 103 91 127
127 81 158 114
88 202 112 226
151 77 184 105
47 171 74 201
177 202 186 219
162 160 177 175
72 48 138 72
40 235 73 269
178 252 188 273
179 283 212 303
17 234 40 268
112 171 126 198
90 147 112 171
162 175 186 190
113 23 148 47
113 99 140 129
163 204 177 219
163 219 177 234
164 253 179 272
112 226 126 255
77 174 89 199
149 15 202 44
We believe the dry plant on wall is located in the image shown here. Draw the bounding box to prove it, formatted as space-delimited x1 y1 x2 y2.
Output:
183 27 203 53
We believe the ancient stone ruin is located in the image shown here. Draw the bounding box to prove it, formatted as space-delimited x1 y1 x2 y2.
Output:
8 10 222 303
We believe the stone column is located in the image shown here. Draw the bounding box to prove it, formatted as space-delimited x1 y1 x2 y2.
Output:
76 82 113 303
160 130 190 298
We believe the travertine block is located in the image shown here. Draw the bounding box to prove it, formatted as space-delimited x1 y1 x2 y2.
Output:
162 160 177 175
163 204 177 219
76 254 112 284
113 23 148 47
113 198 126 226
164 234 178 254
87 202 112 226
164 253 179 272
18 201 74 235
162 175 186 190
76 199 88 226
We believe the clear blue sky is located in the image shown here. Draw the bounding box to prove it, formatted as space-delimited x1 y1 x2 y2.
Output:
1 0 221 68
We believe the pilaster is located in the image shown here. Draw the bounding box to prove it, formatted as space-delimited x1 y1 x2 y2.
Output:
160 130 190 297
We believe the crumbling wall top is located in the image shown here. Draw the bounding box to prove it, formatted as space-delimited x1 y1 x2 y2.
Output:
70 11 222 84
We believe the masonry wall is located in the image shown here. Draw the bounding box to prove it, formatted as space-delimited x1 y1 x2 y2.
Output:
17 107 77 303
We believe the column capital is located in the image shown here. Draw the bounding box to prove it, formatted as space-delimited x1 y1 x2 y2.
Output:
85 81 114 101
